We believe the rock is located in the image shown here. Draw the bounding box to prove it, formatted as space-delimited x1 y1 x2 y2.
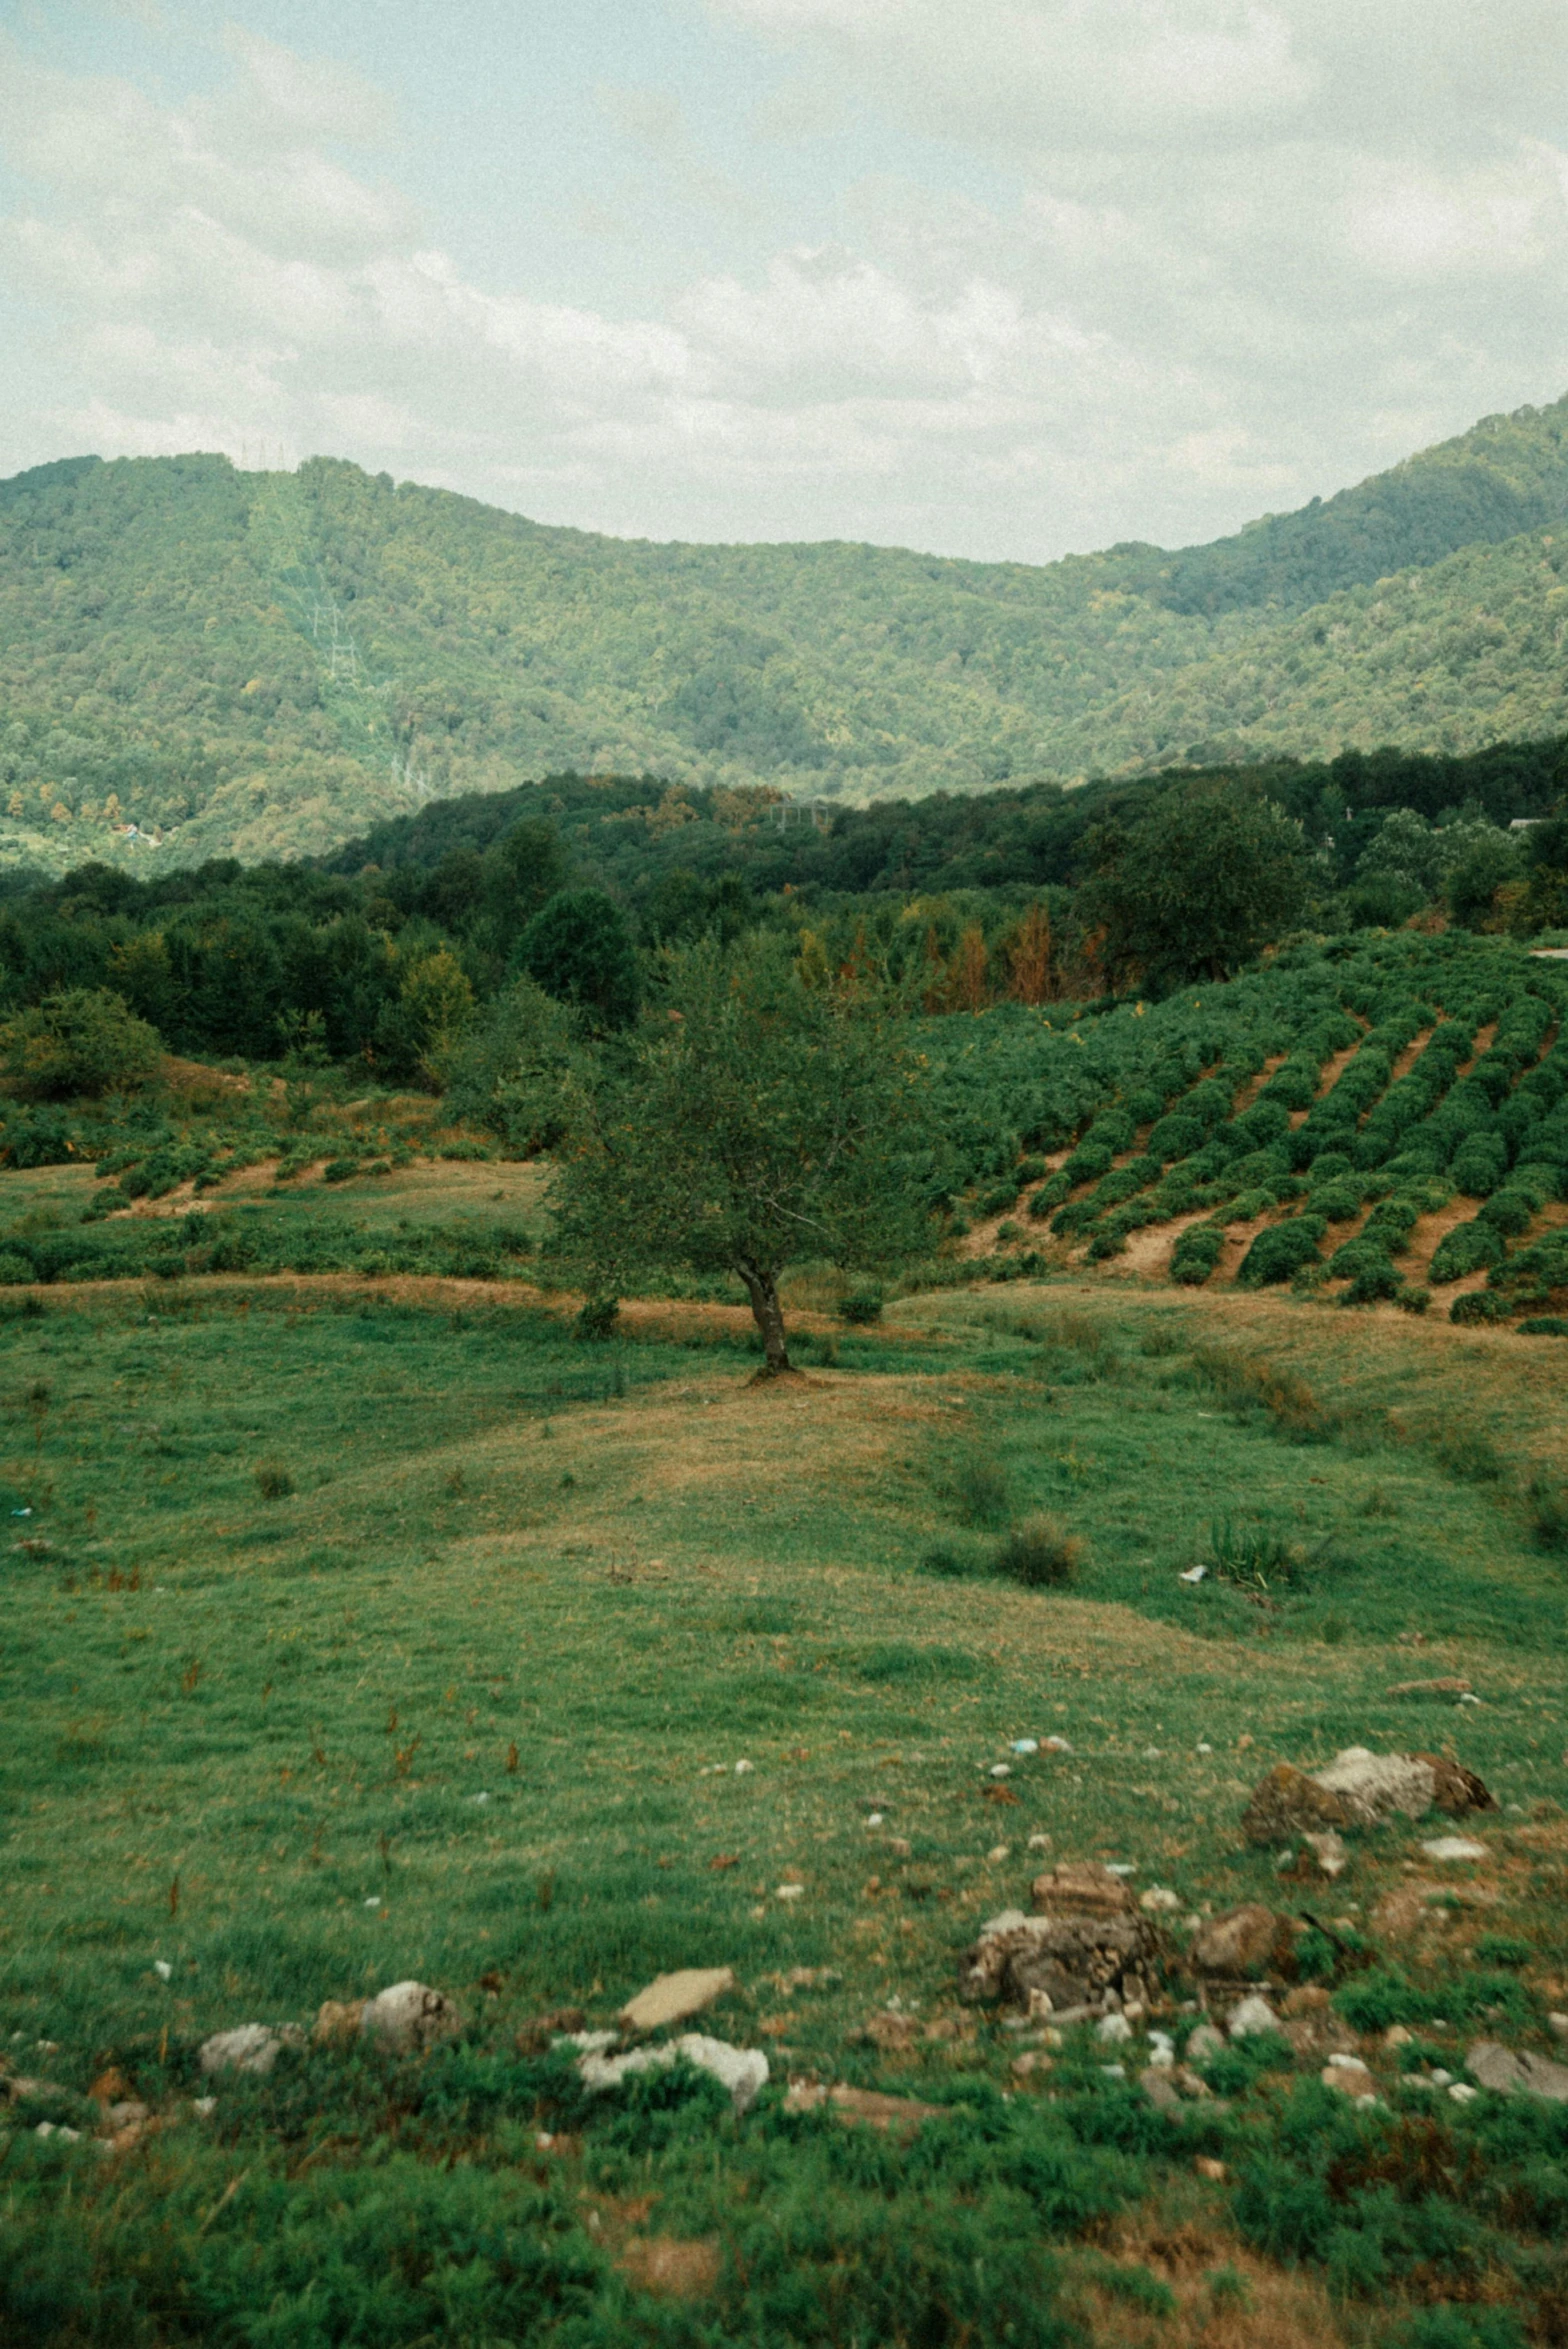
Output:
1274 1830 1348 1882
313 1999 365 2049
580 2033 768 2115
1310 1749 1435 1826
1096 2012 1133 2044
1420 1837 1489 1863
1185 2024 1226 2065
1414 1756 1496 1816
784 2082 943 2135
1284 2009 1360 2060
1466 2041 1568 2101
1322 2056 1375 2097
1194 2156 1227 2181
1282 1985 1330 2016
1011 2050 1052 2080
360 1981 462 2054
1189 1904 1279 1977
1173 2065 1213 2099
1142 2069 1183 2112
962 1877 1157 2013
620 1968 735 2034
1031 1863 1137 1917
199 2024 298 2077
1387 1678 1472 1700
1548 2013 1568 2043
1140 1886 1181 1913
1241 1765 1355 1847
1228 1995 1281 2038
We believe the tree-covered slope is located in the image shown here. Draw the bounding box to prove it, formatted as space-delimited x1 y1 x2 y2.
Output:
4 391 1568 874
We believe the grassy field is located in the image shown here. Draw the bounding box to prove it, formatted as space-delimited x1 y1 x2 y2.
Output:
3 1223 1568 2347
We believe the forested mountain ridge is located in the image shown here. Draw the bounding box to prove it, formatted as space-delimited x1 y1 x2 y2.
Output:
4 391 1568 876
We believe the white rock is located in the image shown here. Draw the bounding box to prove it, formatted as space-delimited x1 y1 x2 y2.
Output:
1106 1863 1137 1876
734 1760 754 1775
153 1960 172 1981
200 2024 284 2077
1311 1748 1435 1825
1140 1887 1181 1912
1196 1742 1214 1754
577 2033 768 2115
1042 1736 1073 1754
775 1883 804 1902
1186 2024 1226 2064
1228 1995 1281 2039
35 2122 80 2142
192 2096 216 2117
1449 2082 1478 2104
989 1764 1011 1778
1548 2014 1568 2042
865 1812 885 1827
1421 1837 1488 1863
620 1968 735 2034
1027 1833 1052 1850
1100 2063 1126 2078
677 2033 769 2114
1011 1738 1039 1755
1179 1564 1206 1583
555 2029 619 2055
1142 1748 1163 1759
1431 2069 1452 2087
980 1908 1031 1937
1097 2012 1133 2044
359 1981 461 2053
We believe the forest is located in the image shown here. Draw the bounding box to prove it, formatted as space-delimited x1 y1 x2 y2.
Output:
5 390 1568 877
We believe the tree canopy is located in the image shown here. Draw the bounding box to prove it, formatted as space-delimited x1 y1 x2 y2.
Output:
1084 784 1312 990
553 943 940 1370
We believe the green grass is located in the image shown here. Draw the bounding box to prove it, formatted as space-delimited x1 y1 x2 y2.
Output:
4 1260 1568 2344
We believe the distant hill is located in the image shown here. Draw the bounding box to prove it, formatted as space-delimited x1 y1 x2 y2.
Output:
3 392 1568 874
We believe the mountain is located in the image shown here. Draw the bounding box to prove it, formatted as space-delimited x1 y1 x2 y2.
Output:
3 393 1568 875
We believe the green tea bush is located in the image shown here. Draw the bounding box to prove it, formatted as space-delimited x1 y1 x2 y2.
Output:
1430 1220 1506 1283
1236 1215 1326 1287
1452 1133 1509 1195
1027 1173 1071 1219
1171 1226 1224 1285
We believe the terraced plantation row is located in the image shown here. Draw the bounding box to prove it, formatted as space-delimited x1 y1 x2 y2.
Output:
940 933 1568 1330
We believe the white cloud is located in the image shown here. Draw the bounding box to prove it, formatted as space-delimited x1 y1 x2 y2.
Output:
1 7 1567 559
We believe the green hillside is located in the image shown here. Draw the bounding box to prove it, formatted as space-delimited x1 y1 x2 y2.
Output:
5 393 1568 874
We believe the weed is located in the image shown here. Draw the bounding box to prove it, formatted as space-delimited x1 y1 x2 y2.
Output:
1205 1516 1305 1593
1419 1415 1508 1486
254 1462 295 1500
946 1447 1012 1529
1189 1345 1341 1443
838 1289 883 1325
994 1513 1081 1588
920 1543 979 1579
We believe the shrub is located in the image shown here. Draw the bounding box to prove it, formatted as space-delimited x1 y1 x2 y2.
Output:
1452 1132 1508 1196
1171 1225 1224 1285
0 989 162 1101
1236 1215 1326 1287
1429 1219 1506 1283
1527 1473 1568 1551
1027 1173 1071 1219
920 1543 978 1578
994 1514 1080 1587
1519 1315 1568 1338
254 1463 295 1500
838 1289 883 1325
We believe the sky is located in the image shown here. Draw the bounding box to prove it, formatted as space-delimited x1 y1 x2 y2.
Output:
2 0 1567 564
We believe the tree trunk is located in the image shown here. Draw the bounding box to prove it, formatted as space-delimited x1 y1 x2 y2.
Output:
737 1261 792 1375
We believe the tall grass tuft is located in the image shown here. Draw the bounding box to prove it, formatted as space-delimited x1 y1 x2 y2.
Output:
994 1514 1081 1588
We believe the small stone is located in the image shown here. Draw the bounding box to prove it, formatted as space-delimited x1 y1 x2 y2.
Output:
199 2024 284 2078
1449 2082 1478 2104
1384 2025 1413 2050
620 1969 735 2034
1096 2012 1133 2044
360 1981 462 2054
1322 2057 1374 2097
1011 2050 1052 2079
1185 2024 1226 2065
987 1845 1011 1863
1386 1678 1471 1700
1414 1756 1495 1815
1547 2014 1568 2043
1466 2040 1568 2101
1041 1736 1072 1754
1241 1764 1355 1846
887 1837 912 1859
153 1961 172 1982
1194 2156 1227 2181
1173 2065 1213 2099
1190 1904 1279 1976
1140 1886 1181 1913
676 2033 768 2114
1228 1994 1281 2038
798 2083 944 2135
1142 2069 1182 2111
776 1883 805 1902
1420 1837 1488 1863
192 2097 216 2118
1031 1863 1136 1918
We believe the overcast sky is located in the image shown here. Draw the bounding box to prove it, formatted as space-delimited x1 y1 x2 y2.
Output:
2 1 1567 563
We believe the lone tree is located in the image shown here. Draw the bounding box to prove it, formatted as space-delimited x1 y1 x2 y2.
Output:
553 941 939 1372
1083 781 1311 991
